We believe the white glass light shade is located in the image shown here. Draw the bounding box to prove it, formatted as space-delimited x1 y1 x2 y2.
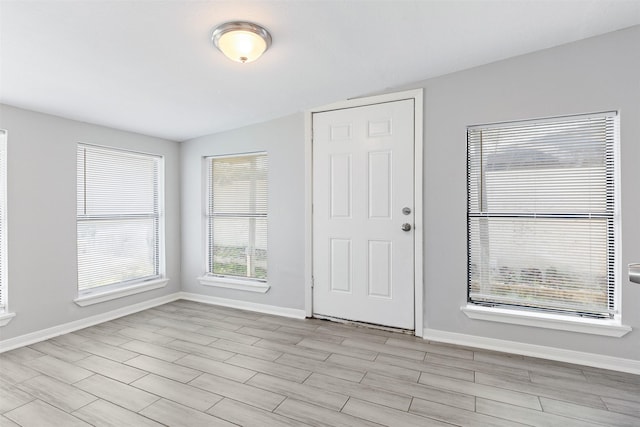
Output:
212 22 272 63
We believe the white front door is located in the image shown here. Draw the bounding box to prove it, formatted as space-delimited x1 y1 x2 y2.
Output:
312 99 415 330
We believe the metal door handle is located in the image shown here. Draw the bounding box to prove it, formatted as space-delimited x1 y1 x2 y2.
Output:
401 223 412 231
630 264 640 284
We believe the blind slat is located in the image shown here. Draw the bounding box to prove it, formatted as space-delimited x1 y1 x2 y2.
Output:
206 153 268 281
467 112 617 318
77 144 162 291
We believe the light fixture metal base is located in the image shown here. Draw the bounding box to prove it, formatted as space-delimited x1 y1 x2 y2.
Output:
211 21 272 63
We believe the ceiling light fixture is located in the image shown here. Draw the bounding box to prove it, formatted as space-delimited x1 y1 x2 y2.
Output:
211 21 272 64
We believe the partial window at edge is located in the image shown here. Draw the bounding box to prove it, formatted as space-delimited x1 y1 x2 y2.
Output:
467 112 618 319
0 130 7 313
205 153 268 282
77 144 164 294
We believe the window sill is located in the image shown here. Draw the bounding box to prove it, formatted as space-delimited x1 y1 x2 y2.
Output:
198 275 270 293
74 278 169 307
0 311 16 327
461 304 631 337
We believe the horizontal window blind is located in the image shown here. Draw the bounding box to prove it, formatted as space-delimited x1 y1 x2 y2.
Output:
467 112 617 318
206 153 268 281
77 144 162 292
0 130 6 310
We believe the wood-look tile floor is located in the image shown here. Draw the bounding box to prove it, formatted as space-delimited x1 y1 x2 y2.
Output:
1 300 639 427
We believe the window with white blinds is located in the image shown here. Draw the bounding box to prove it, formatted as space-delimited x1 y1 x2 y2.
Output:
467 112 618 319
0 130 7 312
205 153 268 281
77 144 163 293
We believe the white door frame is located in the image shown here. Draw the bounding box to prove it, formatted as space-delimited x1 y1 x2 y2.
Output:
304 89 424 336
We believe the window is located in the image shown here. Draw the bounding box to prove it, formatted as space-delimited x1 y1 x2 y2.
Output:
202 153 268 289
0 130 7 314
467 112 618 320
77 144 164 298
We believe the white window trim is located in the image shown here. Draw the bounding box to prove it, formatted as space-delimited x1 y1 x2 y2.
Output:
0 311 15 327
76 143 166 296
202 152 269 285
0 129 12 326
461 304 631 337
74 277 169 306
197 274 270 293
466 111 620 323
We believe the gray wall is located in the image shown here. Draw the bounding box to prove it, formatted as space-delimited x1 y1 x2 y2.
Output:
401 25 640 360
180 114 306 309
0 105 181 340
2 25 638 362
181 26 639 360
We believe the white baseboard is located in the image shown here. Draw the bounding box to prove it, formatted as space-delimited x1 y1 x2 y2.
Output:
423 328 640 375
0 292 306 353
0 293 181 353
178 292 306 319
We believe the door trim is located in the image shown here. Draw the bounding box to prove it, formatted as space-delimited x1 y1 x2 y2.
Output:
304 89 424 336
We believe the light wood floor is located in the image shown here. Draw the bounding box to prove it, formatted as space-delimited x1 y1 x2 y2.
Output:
1 300 639 426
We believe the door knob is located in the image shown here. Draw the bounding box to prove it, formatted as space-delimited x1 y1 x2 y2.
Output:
401 223 412 231
630 264 640 284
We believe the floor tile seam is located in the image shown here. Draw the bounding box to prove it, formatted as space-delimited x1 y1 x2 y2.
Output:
474 371 612 404
75 373 164 409
217 375 289 406
358 358 423 378
223 353 311 379
422 357 531 379
543 397 640 425
14 379 100 413
418 373 545 412
0 390 37 415
28 342 93 362
584 377 640 393
67 394 102 416
36 336 119 356
374 357 476 381
63 377 162 415
288 372 384 411
22 348 92 366
537 406 625 427
129 371 222 404
130 380 225 414
281 396 374 427
211 396 307 426
361 374 479 412
466 374 553 406
340 343 427 360
339 396 399 426
599 398 640 419
125 353 208 380
479 397 592 427
475 396 589 427
5 399 91 425
304 376 413 412
345 396 455 426
274 353 367 379
384 339 475 357
600 394 640 410
539 396 640 424
477 361 588 380
408 397 519 426
360 368 425 387
530 373 640 402
475 396 530 419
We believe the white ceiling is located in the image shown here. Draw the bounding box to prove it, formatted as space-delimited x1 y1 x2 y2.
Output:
1 1 639 141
